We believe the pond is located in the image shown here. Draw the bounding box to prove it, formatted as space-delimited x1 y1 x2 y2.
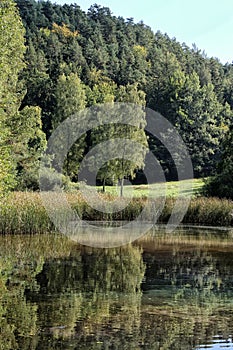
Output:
1 226 233 349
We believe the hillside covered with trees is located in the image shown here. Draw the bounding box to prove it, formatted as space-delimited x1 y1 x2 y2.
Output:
1 0 233 197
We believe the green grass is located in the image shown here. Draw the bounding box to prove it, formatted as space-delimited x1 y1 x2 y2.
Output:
96 178 205 198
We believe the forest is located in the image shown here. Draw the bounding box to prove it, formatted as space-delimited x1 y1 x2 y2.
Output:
0 0 233 198
2 2 233 347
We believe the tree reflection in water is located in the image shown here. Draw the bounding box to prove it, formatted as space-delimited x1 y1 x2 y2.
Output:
0 229 233 349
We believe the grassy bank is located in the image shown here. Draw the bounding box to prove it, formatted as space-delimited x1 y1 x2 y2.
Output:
0 191 232 235
96 178 204 198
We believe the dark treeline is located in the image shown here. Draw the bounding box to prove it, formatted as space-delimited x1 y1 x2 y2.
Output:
1 0 233 194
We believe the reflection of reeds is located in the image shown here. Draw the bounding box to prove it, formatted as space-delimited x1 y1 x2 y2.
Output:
136 226 233 250
0 192 232 234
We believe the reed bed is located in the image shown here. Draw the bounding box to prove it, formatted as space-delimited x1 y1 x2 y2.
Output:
183 197 233 226
0 192 232 234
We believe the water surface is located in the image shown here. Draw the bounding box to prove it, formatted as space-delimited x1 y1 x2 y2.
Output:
1 226 233 349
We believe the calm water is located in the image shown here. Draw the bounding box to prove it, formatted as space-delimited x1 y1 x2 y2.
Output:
1 227 233 349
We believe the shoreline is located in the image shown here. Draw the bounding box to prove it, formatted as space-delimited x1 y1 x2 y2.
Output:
0 192 232 235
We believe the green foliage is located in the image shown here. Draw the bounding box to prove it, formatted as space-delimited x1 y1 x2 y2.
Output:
10 106 47 190
203 126 233 199
53 72 86 180
0 0 25 113
0 125 16 196
85 83 148 194
0 0 26 194
53 73 86 128
0 0 231 191
174 74 231 176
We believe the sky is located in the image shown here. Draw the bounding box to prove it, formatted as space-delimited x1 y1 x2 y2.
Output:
54 0 233 64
